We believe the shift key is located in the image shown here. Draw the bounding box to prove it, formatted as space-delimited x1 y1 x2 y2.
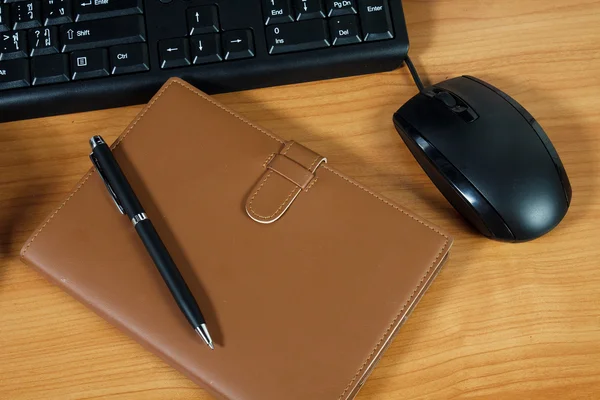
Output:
60 15 146 52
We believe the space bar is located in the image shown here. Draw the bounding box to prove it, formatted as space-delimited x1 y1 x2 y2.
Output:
60 15 146 52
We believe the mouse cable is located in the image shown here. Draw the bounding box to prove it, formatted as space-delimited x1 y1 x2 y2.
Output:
405 55 425 92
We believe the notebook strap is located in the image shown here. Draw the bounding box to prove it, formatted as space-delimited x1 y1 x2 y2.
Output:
245 141 326 224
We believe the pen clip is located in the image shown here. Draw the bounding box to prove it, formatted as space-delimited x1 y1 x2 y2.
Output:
89 153 125 215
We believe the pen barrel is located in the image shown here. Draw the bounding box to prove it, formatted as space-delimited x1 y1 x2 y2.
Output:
135 219 206 328
91 142 144 217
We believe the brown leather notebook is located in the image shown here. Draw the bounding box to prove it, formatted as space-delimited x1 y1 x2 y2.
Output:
20 78 453 400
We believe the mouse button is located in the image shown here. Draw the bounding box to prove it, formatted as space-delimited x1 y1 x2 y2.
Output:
427 87 479 122
454 107 478 123
434 91 458 108
397 93 460 133
464 75 533 118
462 76 571 205
438 77 506 112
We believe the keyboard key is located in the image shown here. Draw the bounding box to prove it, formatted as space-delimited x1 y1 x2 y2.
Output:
266 19 329 54
42 0 72 26
29 26 59 56
71 48 109 80
190 33 222 65
74 0 143 22
357 0 393 41
262 0 293 25
222 30 254 60
0 59 30 90
330 15 361 46
0 31 27 60
12 1 42 30
294 0 325 20
326 0 357 16
187 6 219 36
158 38 190 69
31 53 69 85
109 43 149 74
60 15 146 52
0 4 10 33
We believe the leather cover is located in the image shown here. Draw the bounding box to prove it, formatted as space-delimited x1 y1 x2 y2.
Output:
20 78 453 400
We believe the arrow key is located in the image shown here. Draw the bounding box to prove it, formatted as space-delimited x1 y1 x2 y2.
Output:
294 0 325 20
187 6 219 36
222 30 254 61
190 33 222 65
158 38 191 69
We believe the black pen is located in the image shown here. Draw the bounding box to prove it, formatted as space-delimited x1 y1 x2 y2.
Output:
89 136 214 350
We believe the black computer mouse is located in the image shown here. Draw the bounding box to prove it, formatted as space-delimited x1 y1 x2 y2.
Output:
393 76 572 242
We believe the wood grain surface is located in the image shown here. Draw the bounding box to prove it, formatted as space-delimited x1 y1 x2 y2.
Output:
2 1 600 399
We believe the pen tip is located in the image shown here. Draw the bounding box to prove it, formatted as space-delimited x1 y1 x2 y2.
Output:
195 324 215 350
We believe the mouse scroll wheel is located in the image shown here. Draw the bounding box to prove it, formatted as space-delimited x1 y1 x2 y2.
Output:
434 91 458 108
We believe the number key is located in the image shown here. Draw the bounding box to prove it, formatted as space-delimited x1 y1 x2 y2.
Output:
266 20 329 54
29 26 59 56
330 16 361 46
326 0 357 16
43 0 73 26
262 0 293 25
294 0 325 20
12 1 42 30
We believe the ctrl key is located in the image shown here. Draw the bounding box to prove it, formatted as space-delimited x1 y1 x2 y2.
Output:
0 59 30 91
110 44 149 75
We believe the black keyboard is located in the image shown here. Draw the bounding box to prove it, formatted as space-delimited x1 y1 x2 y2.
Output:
0 0 408 122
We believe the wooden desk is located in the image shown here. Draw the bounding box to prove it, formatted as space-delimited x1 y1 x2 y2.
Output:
2 1 599 398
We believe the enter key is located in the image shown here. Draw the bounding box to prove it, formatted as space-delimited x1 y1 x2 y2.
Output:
74 0 143 22
357 0 394 42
